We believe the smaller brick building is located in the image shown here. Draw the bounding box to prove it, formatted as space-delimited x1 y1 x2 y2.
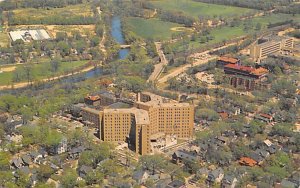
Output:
224 64 269 90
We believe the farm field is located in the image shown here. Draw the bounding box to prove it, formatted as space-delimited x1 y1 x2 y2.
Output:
150 0 256 18
126 17 192 40
0 60 88 86
12 3 93 21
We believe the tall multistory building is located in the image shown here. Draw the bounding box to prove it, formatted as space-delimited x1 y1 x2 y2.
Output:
250 36 294 61
81 92 194 155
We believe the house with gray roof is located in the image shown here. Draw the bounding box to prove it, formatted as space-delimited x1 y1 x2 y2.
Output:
11 158 24 169
221 175 238 188
172 150 200 164
207 168 224 184
79 165 93 178
166 180 186 188
21 155 32 166
132 170 149 184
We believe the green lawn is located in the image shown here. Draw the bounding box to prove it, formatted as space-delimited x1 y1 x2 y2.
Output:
167 13 299 52
151 0 256 18
0 60 88 86
251 13 300 28
126 17 191 40
12 3 93 21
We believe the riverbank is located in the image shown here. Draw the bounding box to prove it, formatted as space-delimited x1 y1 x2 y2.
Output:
0 64 98 90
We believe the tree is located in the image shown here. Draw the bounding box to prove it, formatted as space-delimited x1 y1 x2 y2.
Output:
140 154 166 175
255 23 262 30
60 168 78 188
195 108 219 121
0 152 11 170
0 171 14 187
37 164 55 182
50 58 61 72
90 36 100 47
85 171 104 185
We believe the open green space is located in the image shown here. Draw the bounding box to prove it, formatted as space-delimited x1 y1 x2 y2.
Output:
126 17 191 40
150 0 256 18
0 32 10 48
167 13 299 52
0 60 88 86
251 13 300 28
12 3 93 21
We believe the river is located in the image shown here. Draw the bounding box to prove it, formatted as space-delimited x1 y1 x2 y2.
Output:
111 16 130 59
0 16 128 94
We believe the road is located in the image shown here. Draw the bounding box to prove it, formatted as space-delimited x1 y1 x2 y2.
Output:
97 7 107 55
147 42 169 82
158 55 217 83
157 41 242 84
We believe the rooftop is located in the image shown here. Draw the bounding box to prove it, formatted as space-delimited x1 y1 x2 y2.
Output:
103 107 150 125
85 95 100 101
81 107 101 114
224 64 268 76
218 56 239 64
137 92 190 108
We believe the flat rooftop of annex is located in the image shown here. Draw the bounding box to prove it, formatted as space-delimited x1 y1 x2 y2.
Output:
137 92 191 108
103 107 150 125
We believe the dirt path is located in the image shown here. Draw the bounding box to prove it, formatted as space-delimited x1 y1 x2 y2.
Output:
0 66 16 72
157 42 239 84
147 42 168 82
97 6 107 55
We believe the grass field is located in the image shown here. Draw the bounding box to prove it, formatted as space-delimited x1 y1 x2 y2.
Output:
12 3 93 21
150 0 256 18
0 61 88 86
251 13 300 28
126 17 192 40
0 32 10 47
168 13 299 52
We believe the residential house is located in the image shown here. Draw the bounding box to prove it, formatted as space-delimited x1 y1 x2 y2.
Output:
207 168 224 184
197 167 209 178
221 175 238 188
219 112 229 120
39 148 48 158
166 180 186 188
279 179 299 188
239 157 257 167
68 146 86 159
30 174 38 187
216 136 229 145
79 165 93 178
255 149 270 159
249 152 264 165
11 158 24 169
255 113 274 123
132 170 149 184
155 178 172 188
172 150 200 164
21 155 32 166
50 138 67 155
29 151 43 164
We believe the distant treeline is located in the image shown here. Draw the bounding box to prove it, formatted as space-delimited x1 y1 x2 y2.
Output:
0 0 83 11
192 0 293 11
159 10 195 27
275 4 300 14
267 20 293 28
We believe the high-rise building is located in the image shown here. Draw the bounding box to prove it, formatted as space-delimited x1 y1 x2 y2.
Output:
250 36 294 61
81 92 194 155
